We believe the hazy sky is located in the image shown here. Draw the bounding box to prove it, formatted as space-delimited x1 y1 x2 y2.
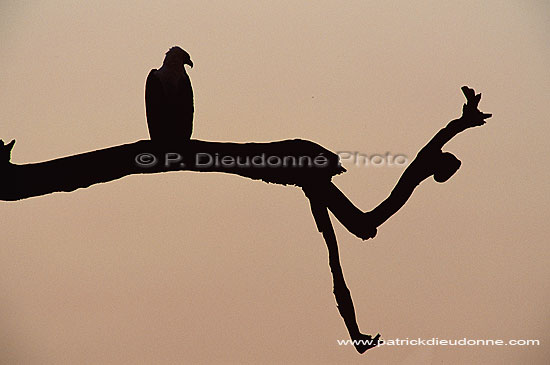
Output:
1 1 549 363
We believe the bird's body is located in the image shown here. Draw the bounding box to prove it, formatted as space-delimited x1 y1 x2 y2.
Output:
145 47 194 144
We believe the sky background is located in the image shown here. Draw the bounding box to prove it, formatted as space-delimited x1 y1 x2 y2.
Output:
1 1 549 363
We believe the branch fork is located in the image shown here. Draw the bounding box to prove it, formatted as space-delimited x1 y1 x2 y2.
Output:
1 86 492 355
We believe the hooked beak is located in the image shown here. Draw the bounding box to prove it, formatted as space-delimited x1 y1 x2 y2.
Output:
185 59 194 68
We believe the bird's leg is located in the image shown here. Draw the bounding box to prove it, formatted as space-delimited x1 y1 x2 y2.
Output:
304 187 380 354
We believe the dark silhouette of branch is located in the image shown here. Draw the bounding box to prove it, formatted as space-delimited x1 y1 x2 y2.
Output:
0 139 344 201
0 86 491 355
301 86 491 353
309 86 492 241
305 189 381 353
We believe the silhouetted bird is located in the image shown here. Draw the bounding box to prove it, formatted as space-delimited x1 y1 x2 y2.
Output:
145 46 194 144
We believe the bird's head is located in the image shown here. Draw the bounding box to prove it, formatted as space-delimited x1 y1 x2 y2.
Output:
164 46 193 69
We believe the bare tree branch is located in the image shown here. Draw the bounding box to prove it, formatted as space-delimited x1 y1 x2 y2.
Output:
0 139 344 201
315 86 492 240
303 86 491 354
0 86 492 355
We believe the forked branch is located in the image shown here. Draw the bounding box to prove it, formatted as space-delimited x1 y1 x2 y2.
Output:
302 86 491 353
0 86 491 355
